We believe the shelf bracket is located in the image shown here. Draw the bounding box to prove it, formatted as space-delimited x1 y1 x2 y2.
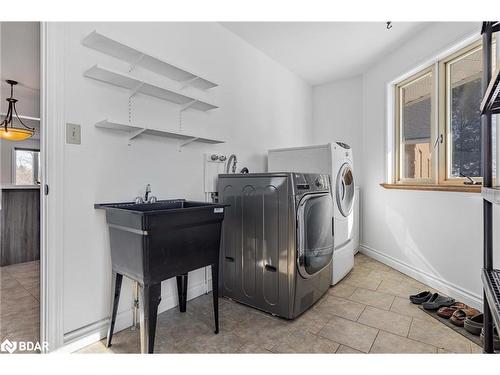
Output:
179 137 200 148
129 82 144 99
180 100 198 112
129 128 147 141
129 54 145 72
179 76 200 89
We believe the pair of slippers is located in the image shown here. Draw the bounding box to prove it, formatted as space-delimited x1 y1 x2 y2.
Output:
436 303 480 327
409 291 455 310
468 314 500 350
410 291 483 329
464 313 484 335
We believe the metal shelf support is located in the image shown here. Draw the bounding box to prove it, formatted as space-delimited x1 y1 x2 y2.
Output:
129 53 145 72
129 128 147 141
481 21 497 354
179 137 200 148
180 100 198 112
129 82 144 99
180 77 200 90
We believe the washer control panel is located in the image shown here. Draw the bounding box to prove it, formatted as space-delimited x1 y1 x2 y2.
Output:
293 173 330 193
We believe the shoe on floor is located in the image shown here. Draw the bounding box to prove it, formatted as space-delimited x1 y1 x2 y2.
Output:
422 293 455 310
437 302 468 319
451 307 481 327
409 291 432 305
464 313 484 335
480 327 500 350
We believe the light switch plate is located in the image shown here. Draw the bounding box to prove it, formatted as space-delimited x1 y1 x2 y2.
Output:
66 123 81 144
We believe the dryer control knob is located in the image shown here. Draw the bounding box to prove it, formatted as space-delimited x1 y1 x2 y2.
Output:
315 178 323 188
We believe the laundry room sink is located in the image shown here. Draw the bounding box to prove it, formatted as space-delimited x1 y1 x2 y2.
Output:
95 199 221 213
95 198 229 353
94 199 229 231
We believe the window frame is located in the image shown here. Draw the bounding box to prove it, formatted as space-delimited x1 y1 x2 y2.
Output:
438 40 484 185
390 38 495 189
12 147 41 186
394 65 436 185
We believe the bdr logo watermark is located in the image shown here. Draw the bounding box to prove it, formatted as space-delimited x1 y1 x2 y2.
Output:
1 339 48 353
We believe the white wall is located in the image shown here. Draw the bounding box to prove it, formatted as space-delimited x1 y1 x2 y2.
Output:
360 22 499 308
58 22 312 340
311 76 363 184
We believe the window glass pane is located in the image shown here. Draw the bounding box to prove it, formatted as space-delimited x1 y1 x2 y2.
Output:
14 149 39 185
448 46 497 178
400 72 433 179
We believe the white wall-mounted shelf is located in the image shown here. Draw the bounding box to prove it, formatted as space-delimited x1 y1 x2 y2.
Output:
82 31 218 90
95 120 224 147
84 65 218 112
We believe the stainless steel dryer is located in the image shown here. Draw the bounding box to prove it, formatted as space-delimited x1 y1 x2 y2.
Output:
217 172 333 319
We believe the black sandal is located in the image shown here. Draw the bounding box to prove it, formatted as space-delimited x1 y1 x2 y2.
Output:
409 291 432 305
422 293 455 310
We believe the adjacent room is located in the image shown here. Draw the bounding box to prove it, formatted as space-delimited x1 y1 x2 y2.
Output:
1 20 500 356
0 21 41 352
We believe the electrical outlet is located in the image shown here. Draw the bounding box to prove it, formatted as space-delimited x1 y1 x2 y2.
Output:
66 123 81 145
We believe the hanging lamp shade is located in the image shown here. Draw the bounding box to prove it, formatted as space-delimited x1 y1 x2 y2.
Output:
0 80 35 141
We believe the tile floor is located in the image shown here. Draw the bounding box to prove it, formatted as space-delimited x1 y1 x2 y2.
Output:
0 260 40 352
79 254 482 354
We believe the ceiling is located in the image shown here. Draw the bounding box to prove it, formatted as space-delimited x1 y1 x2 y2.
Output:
220 22 432 85
0 22 40 90
0 22 40 120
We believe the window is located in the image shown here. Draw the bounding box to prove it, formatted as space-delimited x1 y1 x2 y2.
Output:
392 40 496 188
13 148 40 185
440 43 497 184
395 68 435 183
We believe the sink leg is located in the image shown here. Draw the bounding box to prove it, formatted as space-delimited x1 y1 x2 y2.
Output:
211 263 219 334
106 272 123 347
176 273 188 312
139 283 161 354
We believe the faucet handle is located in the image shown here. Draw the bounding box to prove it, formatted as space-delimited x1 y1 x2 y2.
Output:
135 196 145 204
148 196 157 203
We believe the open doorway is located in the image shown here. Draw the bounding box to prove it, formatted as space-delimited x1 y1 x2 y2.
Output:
0 22 42 353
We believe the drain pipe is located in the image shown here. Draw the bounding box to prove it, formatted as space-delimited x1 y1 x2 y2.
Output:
131 281 139 330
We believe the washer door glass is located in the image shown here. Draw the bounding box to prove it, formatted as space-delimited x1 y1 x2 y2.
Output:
297 193 334 278
336 163 354 217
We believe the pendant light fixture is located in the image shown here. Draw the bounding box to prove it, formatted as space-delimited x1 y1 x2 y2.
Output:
0 80 35 141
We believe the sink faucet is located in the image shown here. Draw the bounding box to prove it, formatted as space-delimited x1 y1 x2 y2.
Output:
135 184 157 204
226 154 237 174
145 184 151 202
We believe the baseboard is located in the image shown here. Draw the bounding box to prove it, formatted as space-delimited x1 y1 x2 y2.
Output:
359 244 482 309
59 279 209 353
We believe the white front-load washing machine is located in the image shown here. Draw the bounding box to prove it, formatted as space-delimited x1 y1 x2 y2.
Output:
332 142 355 285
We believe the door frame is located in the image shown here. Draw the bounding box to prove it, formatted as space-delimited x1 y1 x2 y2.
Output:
40 22 65 352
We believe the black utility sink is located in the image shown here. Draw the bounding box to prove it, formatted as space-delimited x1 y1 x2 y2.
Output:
95 199 228 353
95 199 219 213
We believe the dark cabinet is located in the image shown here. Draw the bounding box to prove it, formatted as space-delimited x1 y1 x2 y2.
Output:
0 188 40 266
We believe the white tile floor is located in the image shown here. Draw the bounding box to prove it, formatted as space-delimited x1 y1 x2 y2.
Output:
79 253 482 354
